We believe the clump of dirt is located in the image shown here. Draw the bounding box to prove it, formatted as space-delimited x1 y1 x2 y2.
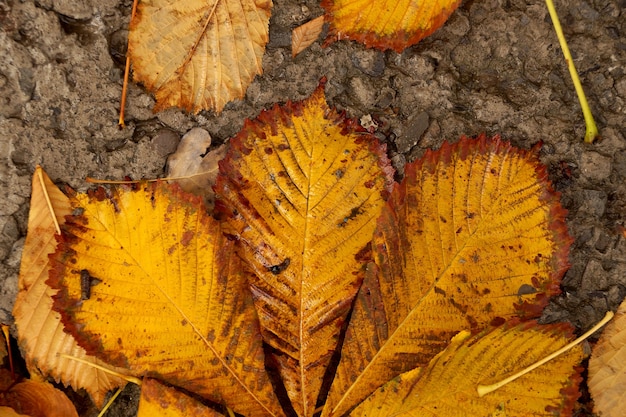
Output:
1 0 625 415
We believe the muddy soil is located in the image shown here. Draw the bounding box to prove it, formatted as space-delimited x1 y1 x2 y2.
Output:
1 0 625 415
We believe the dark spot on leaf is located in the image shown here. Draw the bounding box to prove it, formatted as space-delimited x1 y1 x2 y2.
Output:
265 147 273 154
335 169 344 178
364 179 375 188
517 284 537 296
181 319 188 326
72 207 85 216
490 316 506 326
268 258 290 275
439 216 447 223
277 143 290 151
434 286 446 296
181 230 194 246
482 288 491 295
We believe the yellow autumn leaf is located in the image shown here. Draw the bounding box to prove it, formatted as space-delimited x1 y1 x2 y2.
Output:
137 378 224 417
322 0 461 52
12 167 128 407
588 301 626 417
128 0 272 113
323 135 571 417
214 82 394 417
48 182 284 417
350 321 583 417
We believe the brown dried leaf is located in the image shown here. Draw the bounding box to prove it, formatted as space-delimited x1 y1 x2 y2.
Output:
166 128 228 210
128 0 272 113
0 380 78 417
292 16 325 57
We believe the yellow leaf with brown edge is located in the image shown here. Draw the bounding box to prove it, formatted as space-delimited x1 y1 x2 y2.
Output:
128 0 272 113
48 182 285 417
322 0 462 52
214 81 394 417
588 301 626 417
12 166 128 407
322 135 571 417
137 378 224 417
349 320 583 417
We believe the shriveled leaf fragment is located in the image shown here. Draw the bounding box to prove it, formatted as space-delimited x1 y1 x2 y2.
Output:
0 379 78 417
137 378 224 417
322 0 461 52
129 0 272 113
12 166 127 407
49 182 284 417
166 127 228 210
589 302 626 417
350 321 582 417
323 135 571 416
215 83 393 416
292 16 325 57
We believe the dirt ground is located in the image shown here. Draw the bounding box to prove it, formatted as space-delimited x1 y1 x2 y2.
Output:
1 0 625 415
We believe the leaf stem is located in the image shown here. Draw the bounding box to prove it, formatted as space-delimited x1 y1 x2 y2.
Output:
545 0 599 143
477 311 614 397
59 353 142 385
97 387 123 417
118 0 139 129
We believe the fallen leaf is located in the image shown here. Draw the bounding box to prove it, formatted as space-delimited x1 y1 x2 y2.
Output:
128 0 272 113
12 167 128 407
137 378 223 417
166 127 228 210
292 16 325 57
48 182 285 417
214 82 394 416
322 0 461 52
588 301 626 417
322 135 571 416
0 379 79 417
350 320 582 417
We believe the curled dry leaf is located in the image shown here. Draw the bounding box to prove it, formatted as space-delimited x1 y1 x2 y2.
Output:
129 0 272 113
322 136 571 417
0 379 78 417
12 167 128 407
166 127 228 210
588 301 626 417
292 16 325 57
48 182 284 417
350 321 582 417
214 82 394 417
322 0 461 52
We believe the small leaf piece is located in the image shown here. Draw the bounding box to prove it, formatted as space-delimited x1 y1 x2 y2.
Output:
350 321 583 417
12 167 127 407
322 0 462 52
215 82 393 417
128 0 272 113
589 302 626 417
49 182 284 417
166 127 228 210
323 135 571 416
292 16 325 57
137 378 223 417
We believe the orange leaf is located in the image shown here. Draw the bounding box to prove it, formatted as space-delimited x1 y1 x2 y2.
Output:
128 0 272 113
137 378 224 417
292 16 325 57
12 167 128 407
589 301 626 417
322 0 461 52
350 321 582 417
323 135 571 416
0 379 78 417
214 82 393 416
48 182 284 417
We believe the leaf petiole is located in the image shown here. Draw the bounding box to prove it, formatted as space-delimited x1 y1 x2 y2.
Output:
545 0 599 143
477 311 614 397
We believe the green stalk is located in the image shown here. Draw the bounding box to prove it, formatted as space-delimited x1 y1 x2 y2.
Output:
545 0 600 143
